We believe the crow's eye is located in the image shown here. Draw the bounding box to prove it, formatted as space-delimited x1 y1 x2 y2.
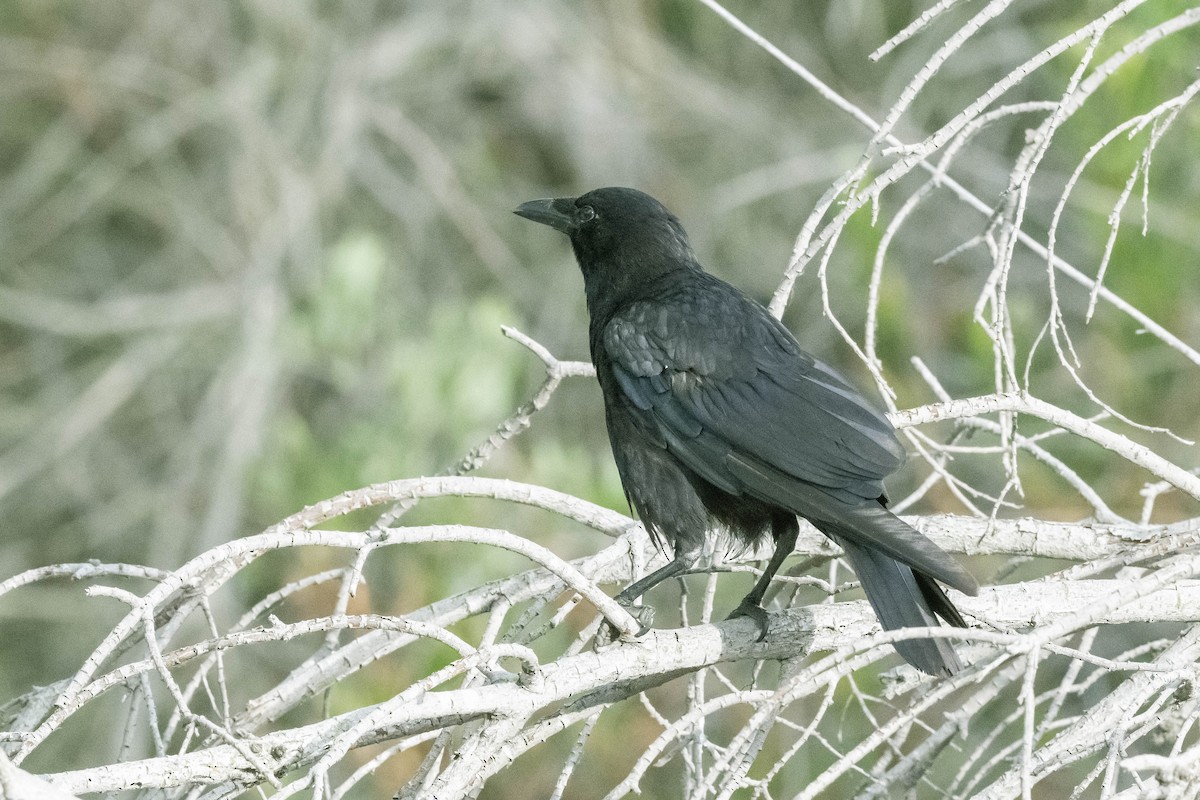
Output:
578 205 596 223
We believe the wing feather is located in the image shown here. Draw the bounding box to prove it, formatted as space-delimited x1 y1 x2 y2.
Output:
605 287 903 498
600 280 978 598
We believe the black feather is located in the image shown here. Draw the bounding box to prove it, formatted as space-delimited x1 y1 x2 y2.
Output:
516 186 978 675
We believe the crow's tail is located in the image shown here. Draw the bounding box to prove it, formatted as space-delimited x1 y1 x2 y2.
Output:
834 535 966 677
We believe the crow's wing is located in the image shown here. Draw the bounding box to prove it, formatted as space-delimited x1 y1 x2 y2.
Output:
603 279 977 595
604 280 903 501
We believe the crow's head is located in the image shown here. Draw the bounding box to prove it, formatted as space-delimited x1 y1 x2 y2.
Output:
516 187 699 301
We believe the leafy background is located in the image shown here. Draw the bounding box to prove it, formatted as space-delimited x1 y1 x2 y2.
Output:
2 1 1197 794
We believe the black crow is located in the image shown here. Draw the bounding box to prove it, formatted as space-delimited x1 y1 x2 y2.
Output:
515 187 977 676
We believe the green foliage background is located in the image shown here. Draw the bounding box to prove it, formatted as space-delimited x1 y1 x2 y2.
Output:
1 0 1196 793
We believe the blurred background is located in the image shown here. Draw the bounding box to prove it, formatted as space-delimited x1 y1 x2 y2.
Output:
2 0 1197 793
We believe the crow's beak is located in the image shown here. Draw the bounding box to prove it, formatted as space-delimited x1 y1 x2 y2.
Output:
514 197 576 234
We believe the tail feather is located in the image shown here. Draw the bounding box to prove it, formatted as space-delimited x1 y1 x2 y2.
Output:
835 536 964 677
915 571 968 629
725 454 978 596
721 453 973 675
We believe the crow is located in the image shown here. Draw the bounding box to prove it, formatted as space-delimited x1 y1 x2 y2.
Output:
515 187 977 676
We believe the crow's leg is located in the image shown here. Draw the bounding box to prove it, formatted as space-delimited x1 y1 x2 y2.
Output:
597 537 702 644
726 513 799 640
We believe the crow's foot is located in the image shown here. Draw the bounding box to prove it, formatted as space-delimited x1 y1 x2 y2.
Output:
726 601 770 641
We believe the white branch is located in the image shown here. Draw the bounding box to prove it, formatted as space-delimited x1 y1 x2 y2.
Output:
890 393 1200 501
37 574 1200 795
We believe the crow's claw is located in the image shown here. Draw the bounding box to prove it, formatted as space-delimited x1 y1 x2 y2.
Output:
595 603 654 647
726 601 771 641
